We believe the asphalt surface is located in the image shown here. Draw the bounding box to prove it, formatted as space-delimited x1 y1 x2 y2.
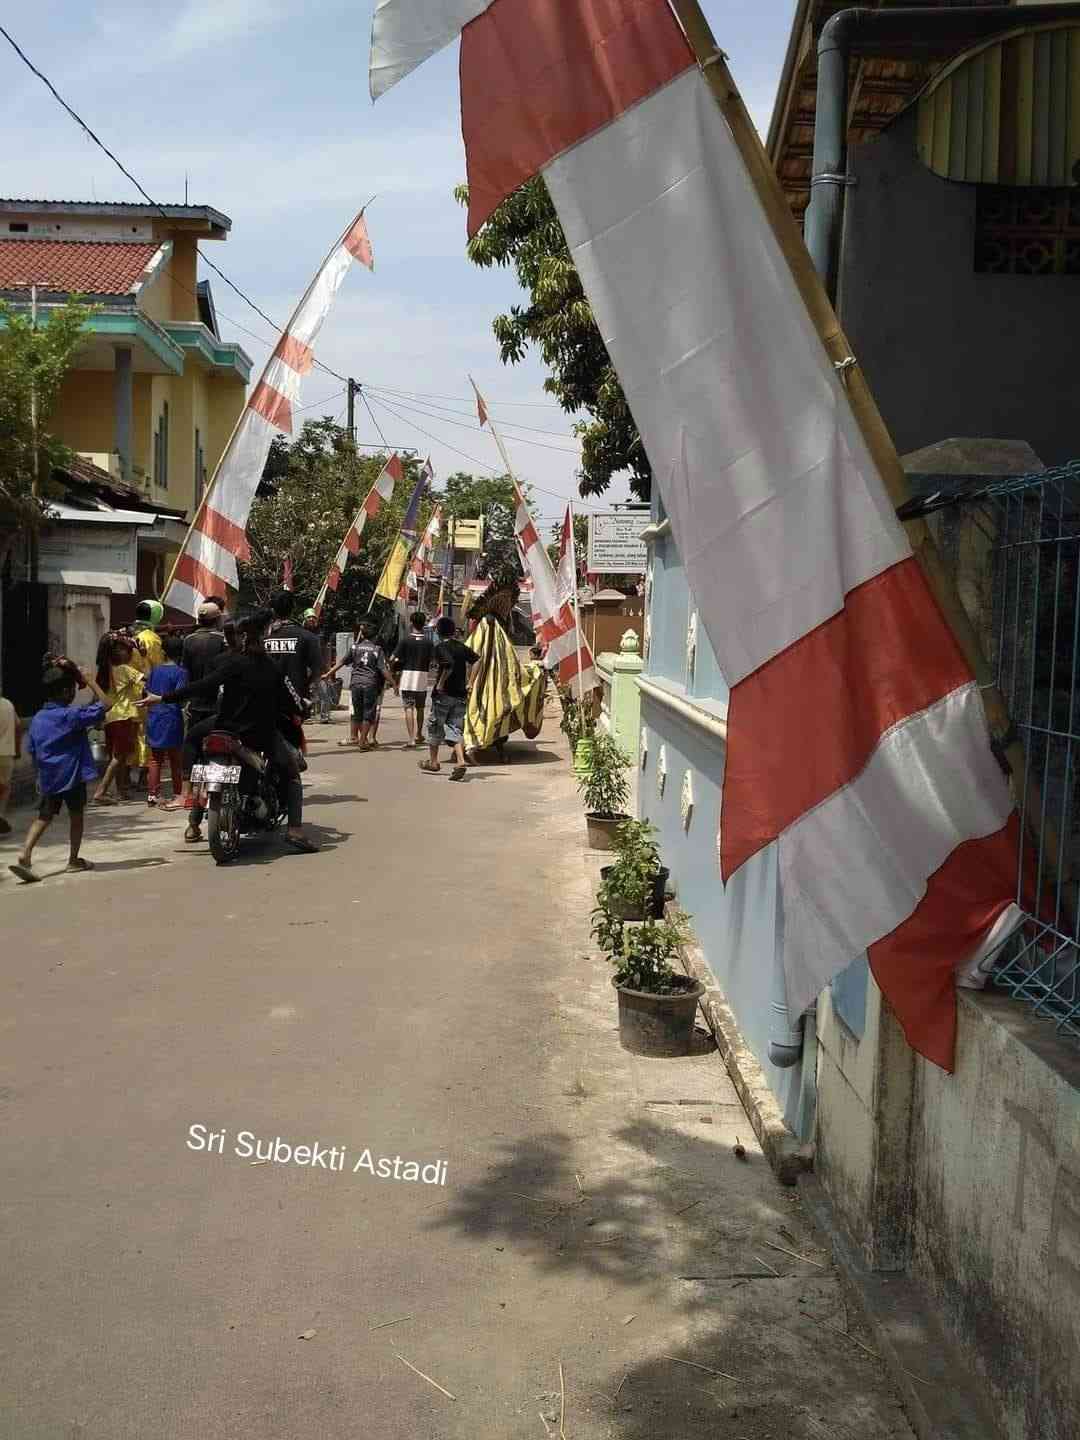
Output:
2 698 915 1440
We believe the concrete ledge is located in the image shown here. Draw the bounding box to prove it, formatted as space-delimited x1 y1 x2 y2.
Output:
799 1174 1005 1440
680 940 812 1186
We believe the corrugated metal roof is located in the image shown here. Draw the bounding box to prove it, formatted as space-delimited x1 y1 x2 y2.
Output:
0 199 230 228
0 239 162 294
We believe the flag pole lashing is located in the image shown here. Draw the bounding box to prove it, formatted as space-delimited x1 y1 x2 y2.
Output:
668 0 1061 888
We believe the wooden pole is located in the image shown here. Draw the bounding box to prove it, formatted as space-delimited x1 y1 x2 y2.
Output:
668 0 1051 871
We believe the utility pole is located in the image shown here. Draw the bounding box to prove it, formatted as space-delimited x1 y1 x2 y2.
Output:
346 378 359 449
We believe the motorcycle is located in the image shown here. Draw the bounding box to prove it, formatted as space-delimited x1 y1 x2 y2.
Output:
189 731 290 865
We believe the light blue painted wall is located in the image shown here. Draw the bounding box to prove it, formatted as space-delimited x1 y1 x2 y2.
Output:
641 512 803 1131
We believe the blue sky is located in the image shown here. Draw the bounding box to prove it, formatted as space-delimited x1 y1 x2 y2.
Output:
1 0 795 528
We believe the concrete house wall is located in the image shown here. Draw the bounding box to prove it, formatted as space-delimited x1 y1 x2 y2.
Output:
637 504 804 1134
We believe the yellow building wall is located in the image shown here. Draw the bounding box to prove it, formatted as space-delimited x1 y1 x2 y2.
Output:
132 373 154 486
206 375 247 478
52 371 115 456
168 234 200 322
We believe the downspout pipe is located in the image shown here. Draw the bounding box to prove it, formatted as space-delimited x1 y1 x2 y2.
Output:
804 5 1080 302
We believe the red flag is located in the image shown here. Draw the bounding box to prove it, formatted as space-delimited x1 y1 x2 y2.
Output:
470 375 489 428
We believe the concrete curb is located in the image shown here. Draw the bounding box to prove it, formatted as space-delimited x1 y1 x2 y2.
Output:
798 1174 1005 1440
679 940 812 1186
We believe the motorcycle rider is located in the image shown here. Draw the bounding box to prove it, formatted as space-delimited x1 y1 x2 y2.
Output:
141 608 318 854
266 591 322 711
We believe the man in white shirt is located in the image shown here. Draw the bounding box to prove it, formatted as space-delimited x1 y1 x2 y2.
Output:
0 691 20 835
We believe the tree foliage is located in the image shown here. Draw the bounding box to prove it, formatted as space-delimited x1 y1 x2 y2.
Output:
0 297 95 532
456 178 648 501
241 419 434 620
242 427 524 622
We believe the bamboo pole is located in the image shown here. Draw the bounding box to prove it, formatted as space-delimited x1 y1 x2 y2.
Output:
668 0 1059 884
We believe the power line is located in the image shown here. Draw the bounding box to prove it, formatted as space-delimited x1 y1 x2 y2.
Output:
360 389 391 450
363 384 579 439
366 392 606 511
364 381 564 410
0 20 348 384
370 390 582 457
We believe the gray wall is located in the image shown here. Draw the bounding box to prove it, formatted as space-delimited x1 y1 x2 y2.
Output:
840 108 1080 467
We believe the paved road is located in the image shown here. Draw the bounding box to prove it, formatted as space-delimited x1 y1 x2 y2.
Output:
2 699 914 1440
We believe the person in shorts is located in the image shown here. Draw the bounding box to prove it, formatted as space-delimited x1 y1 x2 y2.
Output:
9 659 111 883
391 611 435 748
419 618 479 782
328 623 392 750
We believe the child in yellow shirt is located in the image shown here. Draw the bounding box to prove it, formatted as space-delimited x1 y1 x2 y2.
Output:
91 633 144 804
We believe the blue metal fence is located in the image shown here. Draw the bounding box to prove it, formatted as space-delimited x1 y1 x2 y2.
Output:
984 461 1080 1040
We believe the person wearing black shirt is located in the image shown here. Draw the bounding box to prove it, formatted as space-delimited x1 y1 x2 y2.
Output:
144 609 317 853
391 611 435 747
172 602 229 815
419 617 479 782
265 591 323 708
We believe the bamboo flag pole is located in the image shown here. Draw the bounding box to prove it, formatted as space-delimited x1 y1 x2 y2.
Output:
668 0 1048 862
567 499 587 711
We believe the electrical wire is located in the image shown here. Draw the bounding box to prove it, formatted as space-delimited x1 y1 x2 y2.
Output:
360 389 391 450
365 392 606 512
363 381 564 410
0 20 348 384
363 384 580 439
369 390 582 456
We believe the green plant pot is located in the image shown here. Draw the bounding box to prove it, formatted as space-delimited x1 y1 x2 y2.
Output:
573 738 595 774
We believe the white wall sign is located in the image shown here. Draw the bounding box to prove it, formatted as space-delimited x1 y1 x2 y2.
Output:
587 511 649 575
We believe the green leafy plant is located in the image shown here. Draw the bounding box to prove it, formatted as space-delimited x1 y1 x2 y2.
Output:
577 731 630 818
599 819 662 918
559 689 594 749
591 905 690 994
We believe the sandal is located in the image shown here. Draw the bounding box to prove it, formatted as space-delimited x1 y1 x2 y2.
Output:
418 760 440 774
184 827 203 843
66 858 94 872
91 794 117 806
8 862 39 884
284 833 319 854
449 765 467 782
337 739 359 748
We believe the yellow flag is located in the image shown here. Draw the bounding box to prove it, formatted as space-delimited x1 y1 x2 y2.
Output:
374 537 411 601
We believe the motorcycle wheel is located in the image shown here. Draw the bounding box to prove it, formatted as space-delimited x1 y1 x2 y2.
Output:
207 789 241 865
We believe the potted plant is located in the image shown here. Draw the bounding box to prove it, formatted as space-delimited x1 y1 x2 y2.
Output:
592 904 704 1056
577 731 631 849
559 690 595 773
599 819 670 921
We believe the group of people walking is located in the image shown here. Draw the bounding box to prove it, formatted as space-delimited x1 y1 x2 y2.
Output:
5 593 481 883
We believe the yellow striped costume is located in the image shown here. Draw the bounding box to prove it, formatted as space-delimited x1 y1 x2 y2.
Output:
464 616 546 753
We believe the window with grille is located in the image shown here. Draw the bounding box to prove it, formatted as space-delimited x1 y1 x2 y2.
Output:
194 427 206 507
153 402 169 488
975 186 1080 275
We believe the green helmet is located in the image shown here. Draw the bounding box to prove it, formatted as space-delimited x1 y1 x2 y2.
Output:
136 598 164 627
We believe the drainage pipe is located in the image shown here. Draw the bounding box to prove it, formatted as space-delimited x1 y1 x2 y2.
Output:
804 4 1080 300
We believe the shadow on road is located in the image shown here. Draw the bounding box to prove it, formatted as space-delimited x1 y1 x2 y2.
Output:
425 1118 911 1439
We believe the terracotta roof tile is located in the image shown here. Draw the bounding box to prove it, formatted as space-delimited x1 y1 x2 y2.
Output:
0 239 162 296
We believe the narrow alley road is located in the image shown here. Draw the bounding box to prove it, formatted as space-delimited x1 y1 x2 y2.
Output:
2 698 914 1439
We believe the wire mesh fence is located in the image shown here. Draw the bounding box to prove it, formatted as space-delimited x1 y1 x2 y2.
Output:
983 461 1080 1040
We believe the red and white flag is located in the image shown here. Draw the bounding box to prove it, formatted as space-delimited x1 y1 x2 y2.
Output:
312 452 403 618
164 210 375 616
372 1 1022 1068
406 505 443 595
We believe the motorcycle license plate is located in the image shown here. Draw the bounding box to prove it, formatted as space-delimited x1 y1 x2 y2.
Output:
191 764 241 785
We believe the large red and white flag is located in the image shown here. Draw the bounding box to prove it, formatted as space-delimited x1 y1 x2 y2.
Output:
312 452 403 618
372 1 1021 1068
164 210 375 616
